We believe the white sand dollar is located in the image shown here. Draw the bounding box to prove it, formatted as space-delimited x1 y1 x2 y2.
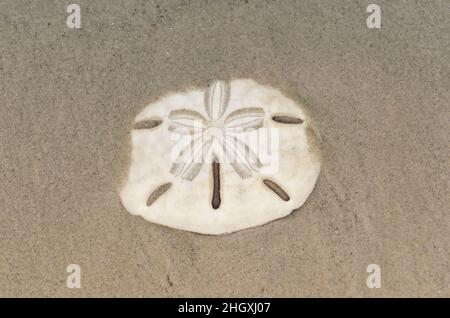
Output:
120 79 320 234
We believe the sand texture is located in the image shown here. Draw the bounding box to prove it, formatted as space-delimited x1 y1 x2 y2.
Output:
0 0 448 297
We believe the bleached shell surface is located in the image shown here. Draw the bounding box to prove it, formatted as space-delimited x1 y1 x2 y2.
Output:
120 79 321 234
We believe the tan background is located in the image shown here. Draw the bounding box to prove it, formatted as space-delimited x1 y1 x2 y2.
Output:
0 0 448 297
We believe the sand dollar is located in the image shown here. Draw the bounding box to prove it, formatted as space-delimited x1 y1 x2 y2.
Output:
120 79 321 234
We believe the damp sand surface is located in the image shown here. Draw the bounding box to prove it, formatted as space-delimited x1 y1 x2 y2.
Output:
0 0 448 296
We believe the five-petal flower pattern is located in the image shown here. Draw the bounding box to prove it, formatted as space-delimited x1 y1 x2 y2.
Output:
168 80 265 182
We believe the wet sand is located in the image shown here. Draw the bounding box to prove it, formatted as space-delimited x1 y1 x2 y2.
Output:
0 0 448 296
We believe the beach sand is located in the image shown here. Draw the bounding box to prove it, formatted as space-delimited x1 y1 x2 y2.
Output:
0 0 448 297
